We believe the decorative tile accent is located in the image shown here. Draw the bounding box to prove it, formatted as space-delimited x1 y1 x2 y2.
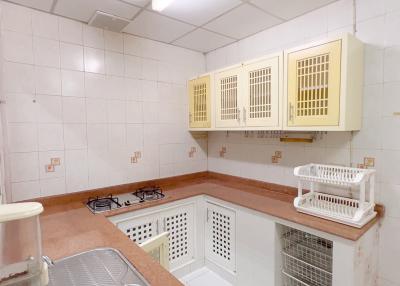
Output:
364 157 375 167
45 164 55 172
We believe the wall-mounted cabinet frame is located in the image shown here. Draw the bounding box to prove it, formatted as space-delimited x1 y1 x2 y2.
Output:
188 33 363 132
188 74 212 130
283 34 364 131
213 53 283 130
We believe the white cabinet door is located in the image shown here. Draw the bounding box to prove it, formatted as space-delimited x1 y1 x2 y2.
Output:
205 202 236 273
243 56 280 127
160 203 195 271
116 213 159 245
215 66 243 128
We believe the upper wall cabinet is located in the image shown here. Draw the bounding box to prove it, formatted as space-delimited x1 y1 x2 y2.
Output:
214 54 282 129
188 75 211 129
284 34 364 131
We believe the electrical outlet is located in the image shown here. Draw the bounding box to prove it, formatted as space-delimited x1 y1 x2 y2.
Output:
221 146 226 153
219 151 225 158
45 164 55 172
51 158 61 166
357 163 365 169
364 157 375 167
131 156 138 164
134 151 141 158
189 152 194 158
190 147 196 153
275 151 282 158
271 156 279 164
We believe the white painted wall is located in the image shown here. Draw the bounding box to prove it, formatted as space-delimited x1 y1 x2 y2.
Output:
0 1 207 202
205 0 400 285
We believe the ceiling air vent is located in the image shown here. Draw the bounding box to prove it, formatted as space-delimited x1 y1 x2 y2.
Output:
88 11 130 32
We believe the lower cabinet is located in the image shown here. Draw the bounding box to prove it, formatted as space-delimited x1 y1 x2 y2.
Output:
111 201 196 271
109 196 378 286
205 201 236 273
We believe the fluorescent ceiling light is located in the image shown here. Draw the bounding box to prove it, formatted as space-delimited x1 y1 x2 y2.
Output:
152 0 175 11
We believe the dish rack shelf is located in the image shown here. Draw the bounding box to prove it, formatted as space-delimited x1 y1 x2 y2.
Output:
293 164 376 228
281 225 333 286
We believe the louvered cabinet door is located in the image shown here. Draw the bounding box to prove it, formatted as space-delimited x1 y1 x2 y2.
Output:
215 67 243 128
205 202 236 273
116 214 159 245
188 75 211 128
160 204 195 271
287 40 342 126
243 57 280 127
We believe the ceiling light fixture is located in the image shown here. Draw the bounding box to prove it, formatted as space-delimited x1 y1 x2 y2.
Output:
152 0 174 12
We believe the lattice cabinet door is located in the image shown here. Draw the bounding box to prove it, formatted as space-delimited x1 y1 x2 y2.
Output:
215 66 243 128
188 75 211 128
243 56 280 127
116 214 159 245
287 40 342 126
160 204 195 271
205 202 236 273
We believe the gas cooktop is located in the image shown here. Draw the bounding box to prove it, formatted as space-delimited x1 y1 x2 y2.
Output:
86 186 165 214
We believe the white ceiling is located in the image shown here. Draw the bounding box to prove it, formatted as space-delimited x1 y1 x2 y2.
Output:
4 0 337 53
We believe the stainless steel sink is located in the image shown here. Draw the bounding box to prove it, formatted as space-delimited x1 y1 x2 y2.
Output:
47 248 149 286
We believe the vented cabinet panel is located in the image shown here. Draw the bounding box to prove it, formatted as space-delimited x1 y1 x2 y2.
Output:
215 67 243 128
189 75 211 128
161 204 195 270
287 40 341 126
244 57 280 127
205 202 236 273
116 214 158 245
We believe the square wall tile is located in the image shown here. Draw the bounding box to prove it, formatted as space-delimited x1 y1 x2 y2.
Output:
105 51 124 76
84 47 105 74
106 76 125 100
141 58 158 81
32 10 59 40
3 31 33 64
65 149 88 193
125 78 142 101
3 62 35 93
83 25 104 49
36 94 63 123
1 2 32 34
88 148 109 188
384 46 400 82
123 34 142 56
108 124 126 150
64 123 87 150
40 177 66 197
33 37 60 68
35 67 61 95
9 152 39 182
11 181 40 202
124 55 142 79
87 124 108 149
5 93 37 123
60 43 84 71
104 30 123 53
126 123 143 150
61 70 85 97
86 98 107 123
62 97 87 123
59 17 83 44
8 123 38 152
107 100 126 123
126 101 143 123
85 73 107 99
38 123 64 151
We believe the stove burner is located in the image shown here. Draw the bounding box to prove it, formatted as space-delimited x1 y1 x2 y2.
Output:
133 186 164 202
87 194 121 213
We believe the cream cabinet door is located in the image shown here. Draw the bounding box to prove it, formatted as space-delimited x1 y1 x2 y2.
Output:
188 75 211 128
287 40 342 126
243 57 280 127
215 66 243 128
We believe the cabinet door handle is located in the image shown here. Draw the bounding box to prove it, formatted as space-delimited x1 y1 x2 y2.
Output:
156 220 159 234
206 208 210 222
163 217 166 231
243 107 247 123
189 112 192 123
237 108 241 123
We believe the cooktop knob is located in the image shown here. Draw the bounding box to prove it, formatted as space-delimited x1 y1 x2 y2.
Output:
125 200 131 206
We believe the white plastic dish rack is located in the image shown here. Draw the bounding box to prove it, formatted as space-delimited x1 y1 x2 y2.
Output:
293 164 376 228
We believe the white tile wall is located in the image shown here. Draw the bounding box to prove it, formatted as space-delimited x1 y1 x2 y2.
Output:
205 0 400 285
0 2 207 201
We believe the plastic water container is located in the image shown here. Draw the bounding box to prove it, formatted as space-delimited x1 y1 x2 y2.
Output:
0 202 48 285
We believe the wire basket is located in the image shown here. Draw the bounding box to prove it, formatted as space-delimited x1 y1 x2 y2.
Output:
294 164 376 228
282 271 312 286
282 228 332 272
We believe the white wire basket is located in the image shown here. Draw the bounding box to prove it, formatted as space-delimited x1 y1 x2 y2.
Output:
293 164 377 228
